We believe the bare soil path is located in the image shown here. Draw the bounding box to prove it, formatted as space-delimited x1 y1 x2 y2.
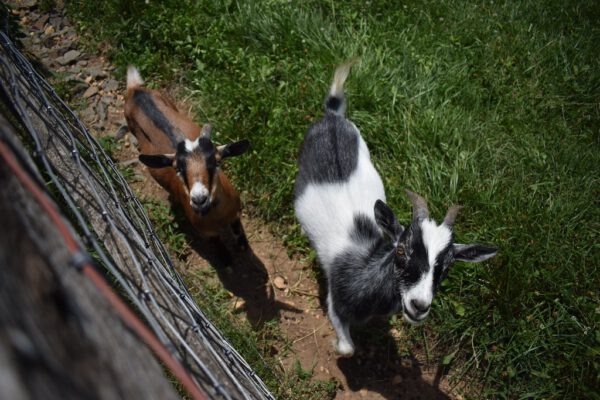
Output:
12 3 460 399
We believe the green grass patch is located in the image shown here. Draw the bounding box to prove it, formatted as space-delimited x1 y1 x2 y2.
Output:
66 0 600 398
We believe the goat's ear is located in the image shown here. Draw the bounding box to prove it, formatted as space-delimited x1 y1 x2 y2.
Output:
216 140 251 162
138 153 176 169
453 244 498 263
374 200 404 243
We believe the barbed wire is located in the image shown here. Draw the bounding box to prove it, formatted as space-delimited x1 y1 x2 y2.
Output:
0 29 275 400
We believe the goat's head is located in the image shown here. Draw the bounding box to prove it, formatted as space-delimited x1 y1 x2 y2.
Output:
374 190 497 324
138 124 250 215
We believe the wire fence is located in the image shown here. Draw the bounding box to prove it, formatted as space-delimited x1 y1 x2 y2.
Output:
0 28 275 400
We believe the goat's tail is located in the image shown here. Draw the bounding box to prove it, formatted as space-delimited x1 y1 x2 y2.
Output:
126 66 144 90
325 60 356 116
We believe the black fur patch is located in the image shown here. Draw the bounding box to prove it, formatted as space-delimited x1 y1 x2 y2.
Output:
197 138 217 189
350 213 379 244
133 90 180 148
294 114 359 197
175 142 189 186
325 96 343 112
330 242 400 323
398 224 429 286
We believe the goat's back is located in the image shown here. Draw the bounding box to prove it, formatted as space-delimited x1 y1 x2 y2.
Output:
294 113 385 268
124 86 201 156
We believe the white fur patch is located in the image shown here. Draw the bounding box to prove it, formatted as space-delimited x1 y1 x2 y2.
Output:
294 133 385 270
420 219 452 268
126 66 143 89
185 138 199 152
190 182 209 199
403 219 452 319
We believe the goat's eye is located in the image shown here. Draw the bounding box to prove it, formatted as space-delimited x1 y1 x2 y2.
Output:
396 245 405 258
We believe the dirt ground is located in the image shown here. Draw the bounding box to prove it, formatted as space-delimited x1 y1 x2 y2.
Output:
13 3 462 399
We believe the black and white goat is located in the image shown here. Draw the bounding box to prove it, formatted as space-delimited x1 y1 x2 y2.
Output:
294 62 498 356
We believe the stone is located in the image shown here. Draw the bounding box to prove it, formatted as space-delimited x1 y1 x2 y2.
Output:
61 49 80 64
79 104 96 123
82 85 98 99
49 16 63 29
6 0 37 9
234 299 246 311
88 67 107 79
35 14 49 28
100 95 113 105
392 375 403 385
103 79 119 92
273 276 287 290
96 101 107 124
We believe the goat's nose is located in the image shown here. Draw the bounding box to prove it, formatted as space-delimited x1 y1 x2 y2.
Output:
192 195 209 207
410 299 431 314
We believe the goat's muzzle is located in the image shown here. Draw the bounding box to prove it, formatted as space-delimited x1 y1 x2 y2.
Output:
191 195 211 215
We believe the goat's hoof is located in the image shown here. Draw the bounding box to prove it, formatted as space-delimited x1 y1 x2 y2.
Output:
333 339 354 357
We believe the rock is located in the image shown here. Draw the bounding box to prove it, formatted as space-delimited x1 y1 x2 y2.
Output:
97 101 107 124
79 104 97 122
49 15 63 29
128 133 138 147
103 79 119 92
392 375 403 385
100 95 113 105
119 158 139 168
6 0 37 9
59 39 75 51
88 67 107 79
273 275 287 290
389 328 402 338
44 25 54 36
82 85 98 99
60 49 80 65
68 65 82 74
34 14 49 30
234 298 246 311
71 82 89 95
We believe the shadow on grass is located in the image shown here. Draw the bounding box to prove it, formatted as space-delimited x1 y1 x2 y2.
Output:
172 203 302 328
337 322 450 399
312 264 450 399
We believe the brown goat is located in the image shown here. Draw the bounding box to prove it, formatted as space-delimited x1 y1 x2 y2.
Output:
124 66 250 246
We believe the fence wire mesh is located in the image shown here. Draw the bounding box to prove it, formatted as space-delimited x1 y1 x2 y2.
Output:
0 28 275 400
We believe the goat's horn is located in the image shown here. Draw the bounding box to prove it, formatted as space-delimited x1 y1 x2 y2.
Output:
443 205 462 228
405 189 429 221
201 123 212 138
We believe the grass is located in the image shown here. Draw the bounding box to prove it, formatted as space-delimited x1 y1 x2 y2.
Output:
64 0 600 398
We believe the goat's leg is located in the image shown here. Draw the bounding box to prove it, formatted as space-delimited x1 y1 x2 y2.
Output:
230 218 249 251
327 291 355 356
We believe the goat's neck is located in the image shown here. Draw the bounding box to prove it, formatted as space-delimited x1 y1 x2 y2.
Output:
363 237 397 291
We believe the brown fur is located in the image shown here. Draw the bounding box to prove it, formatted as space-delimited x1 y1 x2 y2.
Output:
124 79 242 238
